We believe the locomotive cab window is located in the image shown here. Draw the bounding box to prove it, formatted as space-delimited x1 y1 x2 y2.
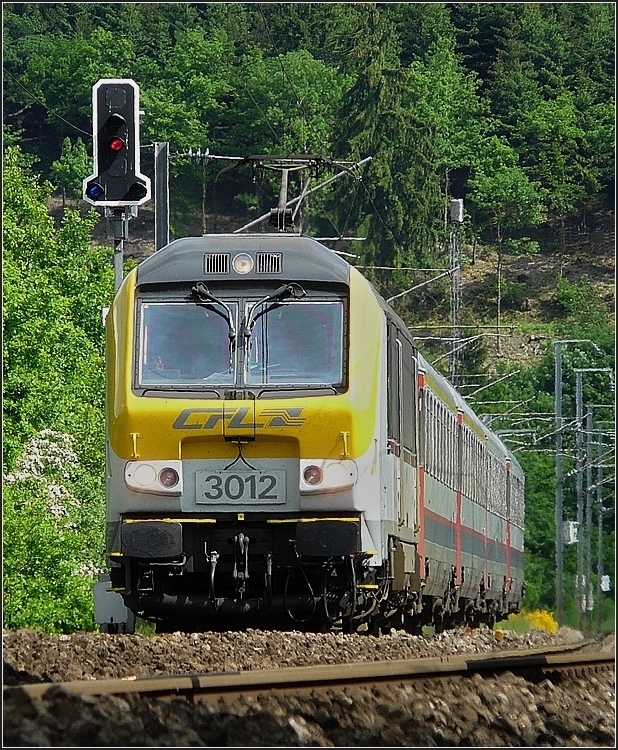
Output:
137 301 238 386
246 299 345 387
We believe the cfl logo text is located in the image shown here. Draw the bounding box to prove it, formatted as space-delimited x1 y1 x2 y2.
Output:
172 407 305 431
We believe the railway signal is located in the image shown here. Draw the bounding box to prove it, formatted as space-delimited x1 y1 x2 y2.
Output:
83 79 151 207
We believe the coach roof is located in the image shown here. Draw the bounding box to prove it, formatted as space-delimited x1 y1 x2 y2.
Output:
136 234 351 287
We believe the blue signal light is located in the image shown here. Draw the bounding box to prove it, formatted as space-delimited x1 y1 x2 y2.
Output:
86 183 105 200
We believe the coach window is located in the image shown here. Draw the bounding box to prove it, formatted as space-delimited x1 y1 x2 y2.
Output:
422 391 430 473
427 391 436 477
475 438 482 505
451 411 458 490
440 403 447 485
465 431 471 500
481 440 488 508
386 321 401 445
400 335 417 455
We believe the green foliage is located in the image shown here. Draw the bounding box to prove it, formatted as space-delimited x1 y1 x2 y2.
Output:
514 92 588 215
330 4 442 283
500 277 528 311
504 237 540 255
50 137 90 200
519 451 557 610
3 147 113 469
3 147 112 631
470 338 614 628
468 136 547 238
3 2 614 240
141 25 234 150
554 275 614 344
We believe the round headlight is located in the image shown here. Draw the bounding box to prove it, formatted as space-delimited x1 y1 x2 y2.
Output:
232 253 254 274
159 467 180 488
303 465 323 486
133 464 157 487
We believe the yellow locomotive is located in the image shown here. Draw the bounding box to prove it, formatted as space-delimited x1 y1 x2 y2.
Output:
98 233 524 633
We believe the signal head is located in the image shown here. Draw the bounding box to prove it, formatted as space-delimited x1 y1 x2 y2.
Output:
83 79 151 207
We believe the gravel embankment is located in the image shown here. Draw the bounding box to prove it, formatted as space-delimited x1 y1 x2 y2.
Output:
3 626 615 747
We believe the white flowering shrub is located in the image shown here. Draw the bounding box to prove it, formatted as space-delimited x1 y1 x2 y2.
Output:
3 428 106 633
6 429 79 479
4 430 81 518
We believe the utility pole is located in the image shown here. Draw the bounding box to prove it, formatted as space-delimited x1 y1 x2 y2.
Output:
575 369 584 627
596 423 605 633
573 366 614 629
154 142 170 251
553 340 604 625
554 341 565 624
449 199 463 381
108 208 132 292
585 405 594 627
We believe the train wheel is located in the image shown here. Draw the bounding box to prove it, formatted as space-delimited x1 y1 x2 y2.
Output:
155 618 183 634
403 613 423 636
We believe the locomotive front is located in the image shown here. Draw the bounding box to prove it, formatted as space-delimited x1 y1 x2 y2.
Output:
104 235 384 630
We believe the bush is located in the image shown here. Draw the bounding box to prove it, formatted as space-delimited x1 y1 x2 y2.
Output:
3 431 105 632
3 148 112 632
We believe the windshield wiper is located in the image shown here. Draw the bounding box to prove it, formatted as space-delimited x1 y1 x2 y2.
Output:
243 283 307 345
192 282 237 364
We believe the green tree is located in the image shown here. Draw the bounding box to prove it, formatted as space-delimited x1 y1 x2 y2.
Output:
513 92 587 254
50 136 90 208
447 3 522 90
554 275 615 348
140 24 234 150
405 35 488 224
467 137 546 351
331 4 442 302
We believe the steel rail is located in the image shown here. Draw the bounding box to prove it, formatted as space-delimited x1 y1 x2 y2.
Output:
5 642 612 703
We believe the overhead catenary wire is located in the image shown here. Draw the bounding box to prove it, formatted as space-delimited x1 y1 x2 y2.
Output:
357 266 452 271
154 4 440 291
232 156 373 233
464 370 521 398
169 174 206 233
386 268 458 302
3 67 91 137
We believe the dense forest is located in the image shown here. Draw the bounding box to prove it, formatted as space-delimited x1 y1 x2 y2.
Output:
3 3 615 633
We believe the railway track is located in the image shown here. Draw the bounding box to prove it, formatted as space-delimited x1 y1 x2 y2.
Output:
5 640 612 705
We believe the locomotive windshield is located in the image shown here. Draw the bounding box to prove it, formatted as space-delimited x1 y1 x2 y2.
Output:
246 300 344 386
136 297 345 391
138 302 237 385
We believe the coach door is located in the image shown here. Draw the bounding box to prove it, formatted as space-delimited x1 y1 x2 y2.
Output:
387 322 418 533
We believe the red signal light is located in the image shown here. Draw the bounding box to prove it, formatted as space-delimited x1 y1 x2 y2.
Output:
108 136 125 152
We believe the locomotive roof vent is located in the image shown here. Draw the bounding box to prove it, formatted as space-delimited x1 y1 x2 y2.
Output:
256 252 282 274
203 253 230 274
